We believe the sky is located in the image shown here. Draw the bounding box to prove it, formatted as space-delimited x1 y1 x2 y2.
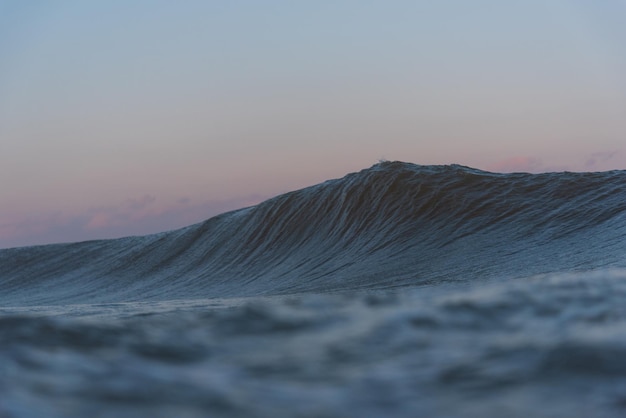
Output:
1 0 626 248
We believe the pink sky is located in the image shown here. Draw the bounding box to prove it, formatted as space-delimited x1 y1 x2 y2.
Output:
2 150 625 249
1 1 625 248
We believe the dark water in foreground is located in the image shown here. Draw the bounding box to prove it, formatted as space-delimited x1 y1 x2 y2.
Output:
1 161 626 417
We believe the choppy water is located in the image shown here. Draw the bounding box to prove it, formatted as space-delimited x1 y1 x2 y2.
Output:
1 161 626 417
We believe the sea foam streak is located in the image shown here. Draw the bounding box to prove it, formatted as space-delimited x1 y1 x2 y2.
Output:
1 162 626 418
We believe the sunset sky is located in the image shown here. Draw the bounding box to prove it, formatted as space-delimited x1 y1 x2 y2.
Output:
1 1 626 248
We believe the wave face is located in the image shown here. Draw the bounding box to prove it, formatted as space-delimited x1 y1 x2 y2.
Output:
3 161 626 417
1 161 626 306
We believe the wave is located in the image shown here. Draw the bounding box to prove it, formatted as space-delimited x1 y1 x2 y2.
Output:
1 161 625 306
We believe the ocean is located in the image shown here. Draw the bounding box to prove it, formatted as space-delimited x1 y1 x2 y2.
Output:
1 161 626 417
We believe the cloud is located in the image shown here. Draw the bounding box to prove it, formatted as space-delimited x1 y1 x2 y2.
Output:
584 150 621 170
0 212 69 241
0 194 268 249
0 212 87 248
486 150 625 174
85 212 113 230
126 194 157 211
85 194 159 230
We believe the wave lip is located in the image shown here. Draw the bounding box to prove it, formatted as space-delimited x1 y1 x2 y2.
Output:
1 161 625 306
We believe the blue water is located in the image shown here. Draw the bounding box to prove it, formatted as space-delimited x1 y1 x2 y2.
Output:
1 161 626 417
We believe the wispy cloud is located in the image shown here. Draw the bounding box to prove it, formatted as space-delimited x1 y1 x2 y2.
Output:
0 212 68 242
584 150 622 170
487 150 625 174
84 194 158 231
0 194 268 249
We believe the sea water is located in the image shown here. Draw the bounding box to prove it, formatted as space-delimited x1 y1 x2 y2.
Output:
2 162 626 417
